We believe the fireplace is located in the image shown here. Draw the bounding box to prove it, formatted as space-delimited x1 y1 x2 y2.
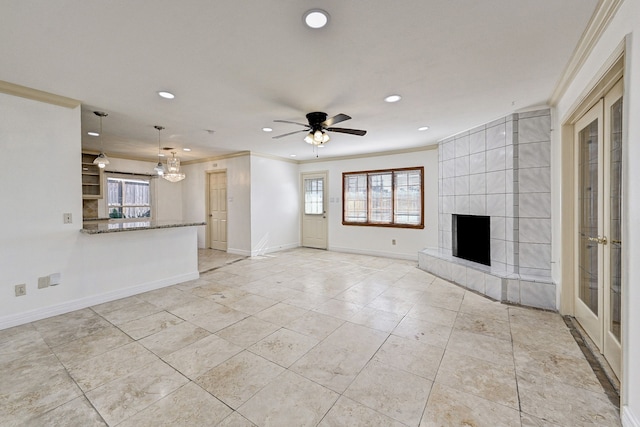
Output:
452 214 490 266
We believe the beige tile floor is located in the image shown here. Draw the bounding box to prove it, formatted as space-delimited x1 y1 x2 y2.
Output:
0 248 621 426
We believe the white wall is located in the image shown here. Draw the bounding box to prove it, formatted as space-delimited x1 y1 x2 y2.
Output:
299 148 439 260
553 0 640 424
250 154 300 255
182 154 252 254
0 93 199 329
98 157 183 221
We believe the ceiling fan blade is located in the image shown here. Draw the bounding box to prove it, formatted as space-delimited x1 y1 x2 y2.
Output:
274 119 309 127
326 127 367 136
272 129 309 139
322 113 351 127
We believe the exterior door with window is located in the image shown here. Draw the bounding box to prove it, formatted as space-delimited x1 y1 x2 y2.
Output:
574 79 623 377
301 172 327 249
208 171 227 251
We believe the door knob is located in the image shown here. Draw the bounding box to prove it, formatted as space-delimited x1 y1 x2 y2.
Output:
588 236 607 245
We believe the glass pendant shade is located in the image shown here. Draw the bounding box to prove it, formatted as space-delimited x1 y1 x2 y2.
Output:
154 161 165 176
304 132 314 144
163 152 185 182
93 152 109 168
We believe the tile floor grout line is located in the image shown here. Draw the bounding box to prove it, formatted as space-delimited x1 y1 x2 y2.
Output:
507 306 524 417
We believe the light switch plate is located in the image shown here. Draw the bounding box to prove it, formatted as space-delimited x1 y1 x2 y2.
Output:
38 276 49 289
63 213 72 224
15 284 26 296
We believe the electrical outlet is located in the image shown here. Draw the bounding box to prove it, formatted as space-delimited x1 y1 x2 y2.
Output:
392 239 397 245
15 284 26 297
38 276 50 289
63 213 72 224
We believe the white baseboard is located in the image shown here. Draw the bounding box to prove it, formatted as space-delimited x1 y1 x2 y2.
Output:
623 406 640 427
0 271 199 331
328 245 418 261
250 243 299 257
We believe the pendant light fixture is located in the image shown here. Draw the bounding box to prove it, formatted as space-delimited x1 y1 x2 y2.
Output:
93 111 110 168
153 126 165 176
163 151 186 182
154 126 185 183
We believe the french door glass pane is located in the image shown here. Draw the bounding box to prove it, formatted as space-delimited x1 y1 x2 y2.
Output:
578 119 599 315
610 97 623 340
304 178 323 214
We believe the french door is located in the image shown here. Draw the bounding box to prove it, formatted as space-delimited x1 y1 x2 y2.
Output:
574 79 623 377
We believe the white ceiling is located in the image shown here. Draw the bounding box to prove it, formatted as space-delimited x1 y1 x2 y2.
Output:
1 0 598 162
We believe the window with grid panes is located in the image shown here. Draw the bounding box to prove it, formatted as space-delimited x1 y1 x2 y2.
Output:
304 177 324 214
342 167 424 228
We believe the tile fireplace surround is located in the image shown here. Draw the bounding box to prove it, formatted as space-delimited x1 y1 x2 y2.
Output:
419 109 555 310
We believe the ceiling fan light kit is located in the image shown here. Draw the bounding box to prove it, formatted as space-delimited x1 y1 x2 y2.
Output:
273 111 366 148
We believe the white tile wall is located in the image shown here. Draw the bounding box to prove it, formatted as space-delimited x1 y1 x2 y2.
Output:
427 109 554 309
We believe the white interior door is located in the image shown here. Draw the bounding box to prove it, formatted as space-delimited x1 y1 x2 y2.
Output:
208 171 227 251
301 172 327 249
574 79 623 378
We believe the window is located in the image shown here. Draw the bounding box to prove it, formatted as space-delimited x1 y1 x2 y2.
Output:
343 167 423 228
107 176 151 219
304 177 324 214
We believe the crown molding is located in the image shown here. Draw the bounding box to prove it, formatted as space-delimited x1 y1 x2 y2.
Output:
549 0 623 106
298 144 438 164
181 151 251 165
0 80 80 108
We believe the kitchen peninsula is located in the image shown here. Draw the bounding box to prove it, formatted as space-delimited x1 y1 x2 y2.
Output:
81 219 205 234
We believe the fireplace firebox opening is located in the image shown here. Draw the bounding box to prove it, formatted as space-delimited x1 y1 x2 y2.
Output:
452 214 491 266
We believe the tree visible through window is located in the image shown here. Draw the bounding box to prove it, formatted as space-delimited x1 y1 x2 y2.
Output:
107 177 151 219
343 167 423 228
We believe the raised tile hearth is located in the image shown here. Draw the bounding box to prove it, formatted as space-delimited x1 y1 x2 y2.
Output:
420 109 556 310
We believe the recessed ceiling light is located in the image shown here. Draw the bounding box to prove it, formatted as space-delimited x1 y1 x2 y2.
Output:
290 154 297 157
158 153 165 157
384 94 402 103
418 126 430 131
158 91 175 99
183 148 191 152
262 127 273 132
304 9 329 29
87 131 99 137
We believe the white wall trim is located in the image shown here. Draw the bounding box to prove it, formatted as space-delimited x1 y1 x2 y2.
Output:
0 271 199 331
0 80 81 108
549 0 624 106
623 406 640 427
329 245 418 262
227 248 253 257
250 242 299 257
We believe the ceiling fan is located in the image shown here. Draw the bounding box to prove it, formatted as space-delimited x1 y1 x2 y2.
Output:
272 112 367 145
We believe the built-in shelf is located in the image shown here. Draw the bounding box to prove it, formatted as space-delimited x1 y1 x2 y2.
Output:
81 153 103 199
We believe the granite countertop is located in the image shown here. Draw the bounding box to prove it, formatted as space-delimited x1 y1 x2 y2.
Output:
81 220 206 234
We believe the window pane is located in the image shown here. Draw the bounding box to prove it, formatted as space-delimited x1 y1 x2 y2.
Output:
344 174 367 222
107 177 151 219
394 170 422 225
304 178 324 214
369 172 392 223
107 179 122 206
